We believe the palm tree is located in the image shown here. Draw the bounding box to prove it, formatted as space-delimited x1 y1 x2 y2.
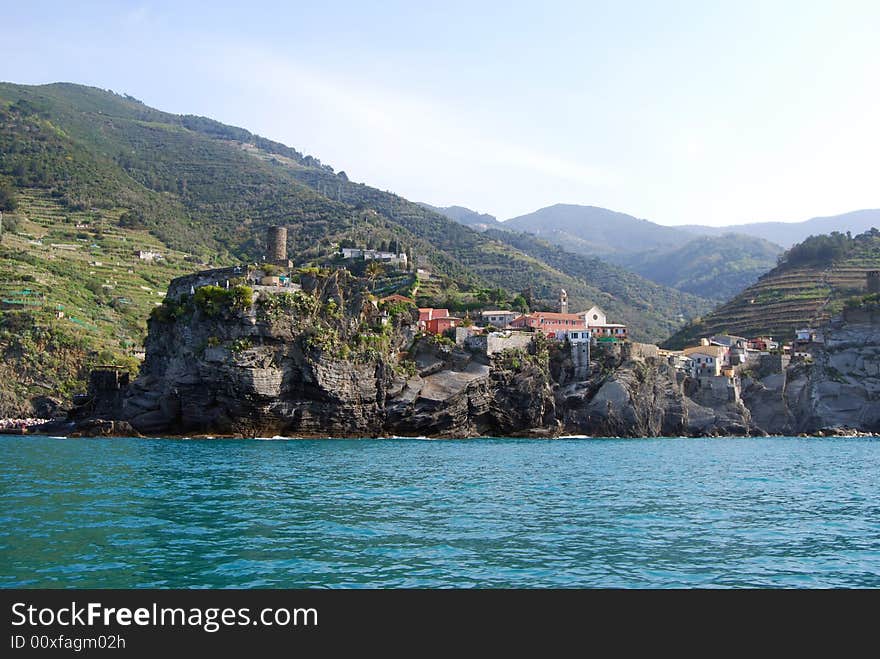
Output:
366 261 384 288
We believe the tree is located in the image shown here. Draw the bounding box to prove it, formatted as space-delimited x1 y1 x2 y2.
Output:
0 181 18 212
365 261 384 286
488 288 507 306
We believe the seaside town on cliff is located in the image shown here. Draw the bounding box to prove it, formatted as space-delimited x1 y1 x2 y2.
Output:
14 227 880 439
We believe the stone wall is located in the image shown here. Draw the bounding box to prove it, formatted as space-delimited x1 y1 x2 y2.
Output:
622 342 660 361
465 331 535 356
166 266 251 299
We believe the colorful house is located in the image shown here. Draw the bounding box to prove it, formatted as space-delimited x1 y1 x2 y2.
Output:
588 324 628 340
418 308 451 331
509 312 587 339
425 316 459 335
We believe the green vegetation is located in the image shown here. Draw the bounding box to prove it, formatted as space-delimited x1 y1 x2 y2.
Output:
779 231 857 266
844 292 880 312
193 285 253 318
0 82 703 341
612 234 783 302
664 229 880 348
0 179 17 211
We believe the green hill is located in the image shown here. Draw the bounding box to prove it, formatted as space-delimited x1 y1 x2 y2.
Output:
664 230 880 348
611 234 783 302
0 81 713 415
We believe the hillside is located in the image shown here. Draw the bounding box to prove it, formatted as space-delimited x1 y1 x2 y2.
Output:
0 82 710 415
680 209 880 248
664 230 880 348
611 234 783 302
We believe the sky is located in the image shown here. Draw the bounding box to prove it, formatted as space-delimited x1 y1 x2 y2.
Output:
2 1 879 226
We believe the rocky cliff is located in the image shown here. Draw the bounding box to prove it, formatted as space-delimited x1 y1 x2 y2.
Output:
82 270 558 438
742 313 880 435
73 272 880 438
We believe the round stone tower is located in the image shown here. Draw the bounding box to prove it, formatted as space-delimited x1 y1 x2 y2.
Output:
267 226 288 264
868 270 880 294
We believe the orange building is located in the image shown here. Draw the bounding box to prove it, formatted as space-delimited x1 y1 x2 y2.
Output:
418 308 449 325
509 312 587 339
425 316 459 335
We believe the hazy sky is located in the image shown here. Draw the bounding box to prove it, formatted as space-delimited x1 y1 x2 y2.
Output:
2 1 879 225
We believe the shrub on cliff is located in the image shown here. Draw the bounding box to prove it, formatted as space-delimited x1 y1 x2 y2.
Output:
257 290 319 319
194 285 253 318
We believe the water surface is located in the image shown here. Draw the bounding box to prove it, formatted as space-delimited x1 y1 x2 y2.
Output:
2 435 879 587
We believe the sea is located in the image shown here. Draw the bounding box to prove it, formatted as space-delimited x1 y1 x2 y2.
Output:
2 435 879 588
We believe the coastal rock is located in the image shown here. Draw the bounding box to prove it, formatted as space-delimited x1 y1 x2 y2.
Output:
76 276 880 438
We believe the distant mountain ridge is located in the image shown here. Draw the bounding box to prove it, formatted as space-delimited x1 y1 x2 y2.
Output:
432 203 784 301
434 202 880 303
418 203 499 230
680 209 880 248
504 204 693 255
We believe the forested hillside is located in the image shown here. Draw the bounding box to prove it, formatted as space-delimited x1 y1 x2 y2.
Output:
611 234 783 302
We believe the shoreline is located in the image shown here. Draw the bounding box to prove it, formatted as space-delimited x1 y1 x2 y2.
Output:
12 429 880 441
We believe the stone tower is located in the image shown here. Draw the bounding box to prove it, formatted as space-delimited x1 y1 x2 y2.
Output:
868 270 880 294
266 226 288 265
559 288 568 314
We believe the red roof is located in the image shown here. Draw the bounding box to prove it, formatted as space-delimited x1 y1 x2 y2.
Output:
418 308 450 322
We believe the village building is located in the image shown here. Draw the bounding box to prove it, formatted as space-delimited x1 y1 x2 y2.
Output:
425 315 460 335
576 305 628 341
590 324 628 341
137 250 163 261
418 308 460 334
341 247 408 268
480 310 519 328
509 312 587 339
682 345 728 377
795 328 823 343
748 336 778 352
579 305 607 327
709 334 748 349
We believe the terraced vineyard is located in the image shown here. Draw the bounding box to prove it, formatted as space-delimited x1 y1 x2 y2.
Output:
664 230 880 348
0 190 225 413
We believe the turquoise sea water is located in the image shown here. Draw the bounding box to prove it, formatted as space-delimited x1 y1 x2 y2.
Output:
1 435 879 588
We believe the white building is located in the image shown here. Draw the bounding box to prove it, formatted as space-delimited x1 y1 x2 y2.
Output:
563 330 591 343
682 345 727 377
579 305 607 327
137 250 163 261
340 247 407 268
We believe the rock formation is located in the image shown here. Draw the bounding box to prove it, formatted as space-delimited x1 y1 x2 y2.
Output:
73 271 880 438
